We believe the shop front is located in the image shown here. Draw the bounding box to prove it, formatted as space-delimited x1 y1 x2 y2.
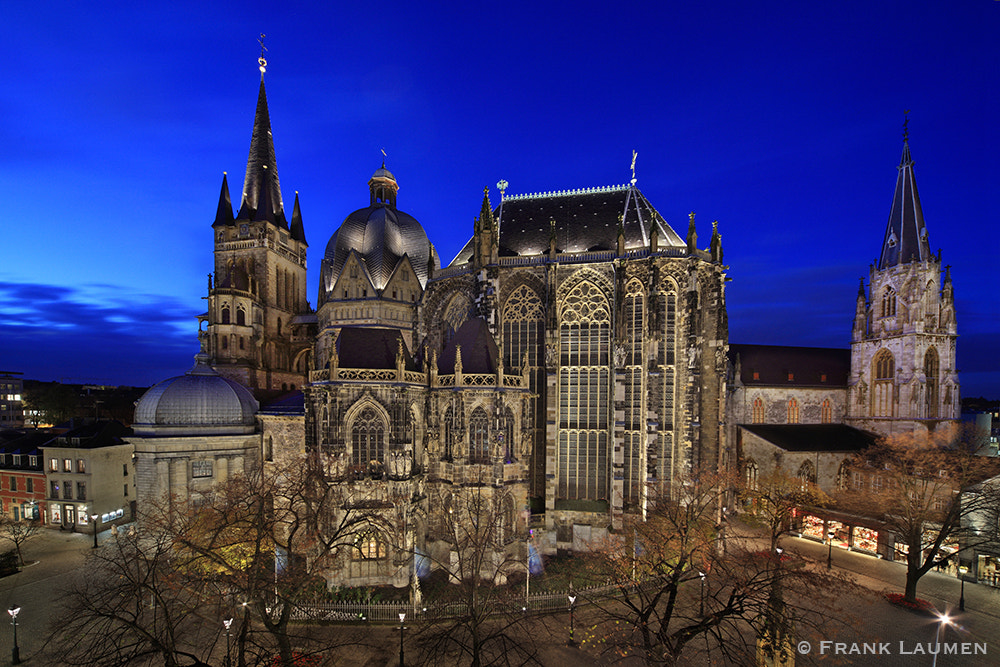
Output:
797 509 887 559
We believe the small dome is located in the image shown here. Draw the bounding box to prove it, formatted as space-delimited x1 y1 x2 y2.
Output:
372 165 395 182
133 353 258 436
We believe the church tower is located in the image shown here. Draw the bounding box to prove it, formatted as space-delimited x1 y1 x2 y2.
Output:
848 133 959 436
203 55 313 392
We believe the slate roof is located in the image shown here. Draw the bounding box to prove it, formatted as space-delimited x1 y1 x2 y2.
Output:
449 184 685 264
438 318 501 375
45 420 133 449
740 424 877 452
237 77 287 226
335 327 417 371
259 390 305 416
879 140 931 270
729 344 850 387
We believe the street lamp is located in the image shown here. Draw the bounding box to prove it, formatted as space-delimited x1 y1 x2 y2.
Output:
698 571 706 616
398 611 406 666
223 617 233 667
827 530 835 570
932 613 952 667
567 595 577 646
8 605 20 665
90 513 99 548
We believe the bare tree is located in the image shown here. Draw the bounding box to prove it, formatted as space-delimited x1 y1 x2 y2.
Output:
46 523 216 667
739 468 831 551
0 515 41 566
413 482 539 667
834 426 1000 602
584 471 865 666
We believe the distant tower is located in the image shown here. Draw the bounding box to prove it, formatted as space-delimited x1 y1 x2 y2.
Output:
203 55 313 392
848 134 959 435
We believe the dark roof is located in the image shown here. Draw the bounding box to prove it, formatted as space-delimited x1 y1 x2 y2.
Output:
449 184 685 264
439 318 500 374
290 192 306 244
44 420 132 449
335 327 416 371
729 344 850 387
260 390 305 416
879 141 931 270
213 172 234 227
236 78 287 227
740 424 877 452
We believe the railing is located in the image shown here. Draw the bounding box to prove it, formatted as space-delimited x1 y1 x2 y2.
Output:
432 246 692 280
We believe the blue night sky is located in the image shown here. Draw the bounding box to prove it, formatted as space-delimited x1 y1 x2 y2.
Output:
1 2 997 397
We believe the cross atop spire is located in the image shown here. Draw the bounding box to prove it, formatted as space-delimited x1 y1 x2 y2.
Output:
258 33 268 75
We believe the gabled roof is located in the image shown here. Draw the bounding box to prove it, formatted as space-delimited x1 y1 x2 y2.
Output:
449 184 685 264
740 424 877 453
44 420 132 449
729 344 849 387
237 78 286 227
878 140 931 270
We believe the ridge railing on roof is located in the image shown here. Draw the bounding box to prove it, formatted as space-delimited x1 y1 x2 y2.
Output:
434 245 691 279
503 184 630 201
309 368 525 389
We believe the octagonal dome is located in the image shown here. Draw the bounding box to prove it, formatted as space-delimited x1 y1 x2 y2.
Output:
133 353 258 436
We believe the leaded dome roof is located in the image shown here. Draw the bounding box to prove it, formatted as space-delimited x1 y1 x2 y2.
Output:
133 353 258 436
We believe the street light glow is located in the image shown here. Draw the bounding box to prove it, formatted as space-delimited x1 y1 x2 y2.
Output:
7 606 19 620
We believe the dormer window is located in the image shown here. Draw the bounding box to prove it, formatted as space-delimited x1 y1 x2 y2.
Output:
751 370 760 381
887 230 898 247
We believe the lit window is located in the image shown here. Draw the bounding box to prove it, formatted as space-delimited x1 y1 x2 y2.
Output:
192 460 213 478
63 459 71 472
821 399 832 424
787 398 799 424
752 397 765 424
76 459 86 473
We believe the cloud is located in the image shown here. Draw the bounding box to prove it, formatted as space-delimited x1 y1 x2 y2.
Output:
0 280 199 386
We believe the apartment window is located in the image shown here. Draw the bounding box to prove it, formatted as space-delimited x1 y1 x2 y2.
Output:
76 459 86 473
192 460 213 478
50 481 58 498
26 478 32 493
8 477 15 492
29 456 36 467
49 458 58 472
123 464 128 476
76 482 86 500
12 455 21 466
124 483 129 497
62 459 71 472
63 481 72 499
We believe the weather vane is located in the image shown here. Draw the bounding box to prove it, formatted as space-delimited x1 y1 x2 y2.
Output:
630 150 638 185
258 33 268 74
497 179 508 198
903 110 910 142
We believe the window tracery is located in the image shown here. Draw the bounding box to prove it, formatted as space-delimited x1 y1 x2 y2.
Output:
873 350 895 417
469 407 490 463
351 406 385 467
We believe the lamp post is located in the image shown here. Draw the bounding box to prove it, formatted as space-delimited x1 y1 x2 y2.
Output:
223 618 233 667
567 595 577 646
932 613 952 667
90 513 99 548
398 611 406 666
698 571 706 617
827 530 835 570
8 605 20 665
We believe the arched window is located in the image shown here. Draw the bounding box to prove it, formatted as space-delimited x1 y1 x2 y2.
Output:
787 398 799 424
221 305 230 325
558 280 611 501
820 399 832 424
924 348 939 419
622 279 645 505
236 306 246 326
797 460 816 490
502 406 515 463
502 283 545 494
880 286 897 318
351 406 385 467
469 407 490 463
744 459 759 491
354 530 385 560
836 460 850 490
442 293 474 345
264 435 273 462
752 397 765 424
873 350 895 417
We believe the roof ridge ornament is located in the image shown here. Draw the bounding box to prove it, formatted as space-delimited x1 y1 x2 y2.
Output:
630 150 637 186
903 109 910 143
258 33 268 75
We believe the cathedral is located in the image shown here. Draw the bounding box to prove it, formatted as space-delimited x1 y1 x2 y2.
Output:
131 61 959 587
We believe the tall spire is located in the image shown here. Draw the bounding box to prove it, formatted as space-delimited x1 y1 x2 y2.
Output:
290 191 307 244
878 119 930 269
237 47 285 226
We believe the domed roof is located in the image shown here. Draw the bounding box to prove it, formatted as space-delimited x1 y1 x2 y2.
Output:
322 167 438 294
133 353 258 436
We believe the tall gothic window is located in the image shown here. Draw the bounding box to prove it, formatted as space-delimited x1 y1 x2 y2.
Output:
873 350 895 417
351 406 385 466
744 459 759 491
469 407 490 463
655 288 678 486
502 406 515 462
623 279 645 506
797 460 816 490
924 348 939 419
558 280 610 501
836 461 850 490
752 397 765 424
236 306 246 326
821 399 832 424
787 398 799 424
443 405 455 460
221 305 230 324
501 284 544 492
